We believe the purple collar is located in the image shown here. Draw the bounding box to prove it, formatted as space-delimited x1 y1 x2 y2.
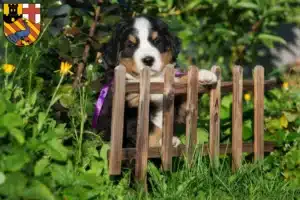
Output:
92 69 186 128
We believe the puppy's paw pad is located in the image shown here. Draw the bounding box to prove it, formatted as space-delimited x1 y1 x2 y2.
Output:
198 70 217 84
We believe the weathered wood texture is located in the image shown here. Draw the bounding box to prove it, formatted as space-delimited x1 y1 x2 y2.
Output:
209 66 221 168
109 65 126 175
232 66 243 171
110 142 276 161
185 66 199 165
254 66 265 161
135 67 151 184
162 66 175 171
120 80 279 94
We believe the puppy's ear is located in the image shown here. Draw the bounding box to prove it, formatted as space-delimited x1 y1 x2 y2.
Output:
101 20 129 70
152 16 181 62
168 35 181 62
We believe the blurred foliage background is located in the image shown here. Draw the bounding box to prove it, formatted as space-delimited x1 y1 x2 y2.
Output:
1 0 300 83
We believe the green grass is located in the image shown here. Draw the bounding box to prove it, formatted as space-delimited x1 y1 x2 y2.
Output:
125 154 300 200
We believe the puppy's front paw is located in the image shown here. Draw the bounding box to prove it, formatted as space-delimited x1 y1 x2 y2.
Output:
198 69 217 85
172 136 181 148
158 136 181 148
126 93 139 107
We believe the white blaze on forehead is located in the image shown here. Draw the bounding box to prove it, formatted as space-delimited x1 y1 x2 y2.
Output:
133 17 164 129
133 17 151 41
133 17 162 73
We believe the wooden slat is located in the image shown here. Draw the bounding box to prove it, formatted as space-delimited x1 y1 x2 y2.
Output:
254 66 265 161
232 66 243 171
122 80 279 94
209 66 221 168
135 67 150 185
109 65 126 175
110 142 276 160
185 66 199 165
162 66 175 171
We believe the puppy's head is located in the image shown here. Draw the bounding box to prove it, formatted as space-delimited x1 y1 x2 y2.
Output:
102 15 181 77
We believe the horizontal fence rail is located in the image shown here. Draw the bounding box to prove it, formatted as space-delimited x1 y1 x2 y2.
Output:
113 142 276 160
108 64 279 187
113 79 279 94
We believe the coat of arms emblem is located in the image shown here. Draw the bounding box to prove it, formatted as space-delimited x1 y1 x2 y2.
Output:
3 3 41 47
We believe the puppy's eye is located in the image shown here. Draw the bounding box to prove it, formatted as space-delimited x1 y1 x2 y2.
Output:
126 40 136 48
153 37 161 45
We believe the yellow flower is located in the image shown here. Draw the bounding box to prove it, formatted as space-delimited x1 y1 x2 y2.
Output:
280 114 288 128
244 93 251 101
2 64 15 74
282 82 289 90
56 62 73 76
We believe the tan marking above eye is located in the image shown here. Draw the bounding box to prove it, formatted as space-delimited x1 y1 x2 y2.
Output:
128 34 137 44
152 31 158 40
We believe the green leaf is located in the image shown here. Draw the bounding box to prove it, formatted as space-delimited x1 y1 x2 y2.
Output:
234 2 259 10
34 157 50 177
46 139 68 161
156 0 167 7
49 94 63 107
215 28 237 37
266 118 281 131
23 180 55 200
0 172 27 197
220 106 230 120
167 0 173 9
102 15 121 25
59 93 75 108
54 123 67 137
38 112 47 131
0 113 23 129
3 151 30 172
0 172 5 185
197 128 209 144
0 98 6 115
9 128 25 145
263 7 286 17
16 98 25 110
242 120 253 140
29 91 38 106
51 163 74 186
0 128 7 138
58 37 70 54
34 77 44 92
185 0 201 11
100 143 110 161
57 84 73 94
71 45 85 57
221 94 232 109
87 159 105 175
283 111 298 122
100 144 110 170
258 33 287 48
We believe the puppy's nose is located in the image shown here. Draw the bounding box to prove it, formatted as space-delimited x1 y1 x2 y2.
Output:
142 56 155 66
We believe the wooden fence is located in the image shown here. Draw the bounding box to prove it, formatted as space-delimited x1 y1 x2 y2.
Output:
108 65 278 185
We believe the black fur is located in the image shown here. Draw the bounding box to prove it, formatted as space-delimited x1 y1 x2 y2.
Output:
96 15 184 148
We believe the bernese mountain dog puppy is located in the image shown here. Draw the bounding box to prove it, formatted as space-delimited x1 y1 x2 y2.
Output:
96 15 217 148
